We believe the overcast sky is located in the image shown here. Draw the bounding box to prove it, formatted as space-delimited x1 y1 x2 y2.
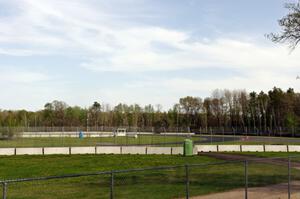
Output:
0 0 299 110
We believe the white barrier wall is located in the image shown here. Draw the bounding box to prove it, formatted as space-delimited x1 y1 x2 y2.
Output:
122 146 146 154
3 145 300 156
265 145 288 152
195 145 218 152
71 147 96 154
16 148 43 155
147 147 172 155
44 147 70 155
241 145 264 152
218 145 241 152
288 145 300 152
96 146 121 154
171 147 183 155
0 148 15 155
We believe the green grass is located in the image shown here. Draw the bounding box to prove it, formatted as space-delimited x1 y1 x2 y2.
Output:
3 135 300 148
0 154 298 199
0 135 201 148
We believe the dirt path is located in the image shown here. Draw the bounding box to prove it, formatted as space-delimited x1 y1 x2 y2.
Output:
200 152 300 169
189 181 300 199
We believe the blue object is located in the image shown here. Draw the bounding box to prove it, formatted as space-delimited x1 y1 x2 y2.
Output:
79 131 84 139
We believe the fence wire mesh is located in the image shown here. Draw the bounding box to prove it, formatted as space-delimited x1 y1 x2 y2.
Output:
1 156 300 199
189 161 245 197
288 156 300 198
113 166 186 199
248 159 288 198
5 174 111 199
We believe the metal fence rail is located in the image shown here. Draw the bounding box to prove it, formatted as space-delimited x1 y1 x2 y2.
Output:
1 155 299 199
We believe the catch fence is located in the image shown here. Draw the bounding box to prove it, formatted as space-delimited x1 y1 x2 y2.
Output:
1 126 300 136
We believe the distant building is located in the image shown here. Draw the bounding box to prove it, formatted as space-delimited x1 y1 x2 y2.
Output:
114 128 127 137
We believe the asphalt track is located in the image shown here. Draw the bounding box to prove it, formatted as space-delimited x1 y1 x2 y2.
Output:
101 135 300 146
196 134 300 144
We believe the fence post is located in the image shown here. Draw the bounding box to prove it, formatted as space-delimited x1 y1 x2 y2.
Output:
2 182 7 199
185 165 190 199
110 171 114 199
244 160 248 199
288 157 291 199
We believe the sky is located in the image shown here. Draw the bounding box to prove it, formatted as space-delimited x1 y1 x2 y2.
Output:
0 0 299 110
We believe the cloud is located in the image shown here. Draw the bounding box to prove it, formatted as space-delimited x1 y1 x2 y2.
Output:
0 48 46 56
0 70 50 83
1 0 299 73
0 0 299 110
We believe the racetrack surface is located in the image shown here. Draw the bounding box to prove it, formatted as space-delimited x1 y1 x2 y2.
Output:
197 134 300 144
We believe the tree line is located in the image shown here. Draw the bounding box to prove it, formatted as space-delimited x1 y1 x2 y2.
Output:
0 87 299 133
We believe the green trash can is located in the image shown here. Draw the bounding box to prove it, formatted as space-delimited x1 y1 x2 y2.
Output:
184 139 193 156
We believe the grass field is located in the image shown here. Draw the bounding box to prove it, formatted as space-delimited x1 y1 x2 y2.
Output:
2 134 300 148
0 153 299 199
0 135 201 147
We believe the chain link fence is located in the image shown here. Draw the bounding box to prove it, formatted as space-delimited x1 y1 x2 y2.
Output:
1 126 300 136
1 155 300 199
0 134 197 148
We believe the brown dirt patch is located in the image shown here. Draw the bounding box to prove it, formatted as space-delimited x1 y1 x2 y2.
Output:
189 181 300 199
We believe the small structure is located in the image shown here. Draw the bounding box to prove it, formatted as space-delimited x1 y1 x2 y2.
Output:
79 131 84 139
184 139 193 156
114 128 127 137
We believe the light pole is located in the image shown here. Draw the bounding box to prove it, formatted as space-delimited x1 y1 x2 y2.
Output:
176 106 179 133
258 113 262 136
293 76 300 137
86 111 89 132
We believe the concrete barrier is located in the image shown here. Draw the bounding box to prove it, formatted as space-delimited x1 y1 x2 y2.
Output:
122 146 146 154
5 145 300 156
16 148 43 155
265 145 288 152
171 147 183 155
71 147 96 154
49 134 61 138
218 145 241 152
40 134 49 138
44 147 70 155
0 148 15 155
288 145 300 152
96 146 121 154
241 145 264 152
195 145 218 152
193 147 199 155
147 147 172 155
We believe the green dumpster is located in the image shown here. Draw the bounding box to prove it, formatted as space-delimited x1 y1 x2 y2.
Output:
184 139 193 156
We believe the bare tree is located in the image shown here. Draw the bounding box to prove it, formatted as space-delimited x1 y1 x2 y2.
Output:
267 2 300 50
